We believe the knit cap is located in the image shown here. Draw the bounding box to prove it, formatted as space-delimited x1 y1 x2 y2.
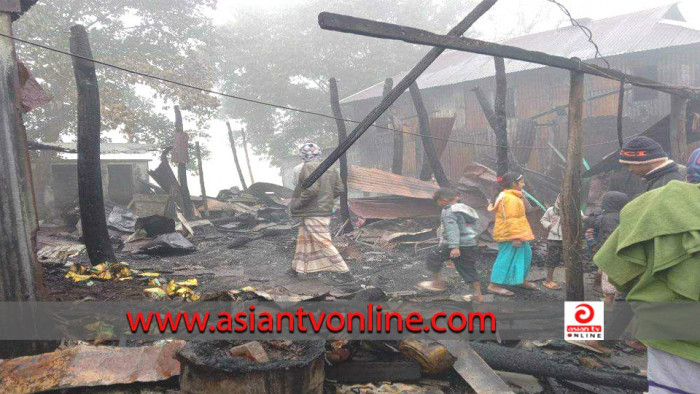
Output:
618 136 667 165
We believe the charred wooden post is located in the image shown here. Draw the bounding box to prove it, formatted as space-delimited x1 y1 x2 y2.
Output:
494 57 509 176
302 0 497 188
562 71 585 301
0 10 39 301
226 121 248 191
410 82 450 187
240 127 255 184
329 77 353 233
70 24 116 264
384 79 403 175
617 80 625 148
172 105 194 220
670 94 688 162
195 142 209 218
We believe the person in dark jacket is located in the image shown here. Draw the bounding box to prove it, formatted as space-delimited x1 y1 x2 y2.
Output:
619 136 683 191
289 143 353 282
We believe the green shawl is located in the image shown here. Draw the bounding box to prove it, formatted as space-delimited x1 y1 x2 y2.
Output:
594 181 700 362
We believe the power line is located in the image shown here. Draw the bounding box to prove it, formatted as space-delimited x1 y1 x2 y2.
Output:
2 32 630 151
546 0 611 68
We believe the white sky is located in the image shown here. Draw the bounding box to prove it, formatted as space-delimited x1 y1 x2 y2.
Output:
177 0 700 196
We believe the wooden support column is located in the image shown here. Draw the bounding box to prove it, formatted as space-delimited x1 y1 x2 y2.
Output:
226 121 248 191
302 0 497 188
670 94 688 162
329 77 353 233
240 127 255 184
70 24 116 265
494 57 509 176
195 142 208 218
172 105 194 220
410 83 450 187
0 10 39 301
385 78 403 175
562 71 585 301
617 80 625 148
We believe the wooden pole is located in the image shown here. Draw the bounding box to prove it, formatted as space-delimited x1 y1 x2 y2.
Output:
562 71 585 301
70 24 116 264
239 127 255 184
386 79 403 175
226 121 248 191
173 105 194 220
302 0 497 189
195 142 209 218
670 94 688 162
409 82 450 187
494 57 509 177
318 12 700 100
617 80 625 148
329 77 353 233
0 11 39 301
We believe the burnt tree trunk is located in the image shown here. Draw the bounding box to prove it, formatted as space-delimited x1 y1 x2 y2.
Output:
240 127 255 184
493 57 509 176
670 94 688 162
70 24 115 264
173 105 194 220
195 142 208 218
303 0 497 188
0 12 39 301
226 121 248 191
563 71 585 301
409 83 450 187
329 77 353 233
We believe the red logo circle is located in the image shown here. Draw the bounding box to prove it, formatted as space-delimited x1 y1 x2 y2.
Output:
574 303 594 324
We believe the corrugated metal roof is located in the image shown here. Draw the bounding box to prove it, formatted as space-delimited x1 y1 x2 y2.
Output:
342 4 700 103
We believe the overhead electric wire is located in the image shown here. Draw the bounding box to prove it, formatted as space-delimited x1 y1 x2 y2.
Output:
0 32 635 151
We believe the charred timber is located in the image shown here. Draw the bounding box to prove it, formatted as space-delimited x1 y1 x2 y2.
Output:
562 71 585 301
410 83 450 187
318 12 700 100
469 342 647 391
301 0 498 189
70 24 116 264
329 77 353 233
386 78 403 175
173 105 194 220
226 121 248 191
195 142 208 218
493 57 509 177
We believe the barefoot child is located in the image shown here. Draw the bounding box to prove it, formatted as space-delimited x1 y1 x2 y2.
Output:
418 188 483 302
540 194 563 290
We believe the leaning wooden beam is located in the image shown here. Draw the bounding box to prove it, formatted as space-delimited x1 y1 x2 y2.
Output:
329 77 353 234
562 71 585 301
70 25 116 265
385 78 403 175
0 11 39 301
240 127 255 184
410 83 450 187
26 141 77 153
195 142 209 218
173 105 194 220
494 57 509 177
318 12 700 100
226 121 248 191
301 0 498 188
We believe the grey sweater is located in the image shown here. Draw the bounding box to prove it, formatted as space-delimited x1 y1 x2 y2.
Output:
441 203 480 248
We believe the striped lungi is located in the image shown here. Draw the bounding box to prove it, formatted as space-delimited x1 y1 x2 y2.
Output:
292 217 349 274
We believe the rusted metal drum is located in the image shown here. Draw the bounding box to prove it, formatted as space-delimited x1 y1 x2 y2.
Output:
177 340 325 394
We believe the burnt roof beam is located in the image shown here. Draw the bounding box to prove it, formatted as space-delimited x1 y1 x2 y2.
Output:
318 12 700 101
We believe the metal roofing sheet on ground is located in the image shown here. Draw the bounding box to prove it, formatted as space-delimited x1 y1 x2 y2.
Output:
342 4 700 103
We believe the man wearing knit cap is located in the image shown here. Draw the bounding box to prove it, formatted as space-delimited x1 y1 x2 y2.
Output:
618 136 683 191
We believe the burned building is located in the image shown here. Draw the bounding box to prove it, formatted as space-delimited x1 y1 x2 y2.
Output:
333 4 700 201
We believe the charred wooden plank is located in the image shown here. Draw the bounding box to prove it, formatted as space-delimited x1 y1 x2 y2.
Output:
410 83 450 187
329 77 353 234
494 57 509 177
301 0 498 188
226 121 248 191
195 142 208 217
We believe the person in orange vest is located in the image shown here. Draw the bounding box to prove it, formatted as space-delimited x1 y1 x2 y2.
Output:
487 173 538 296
